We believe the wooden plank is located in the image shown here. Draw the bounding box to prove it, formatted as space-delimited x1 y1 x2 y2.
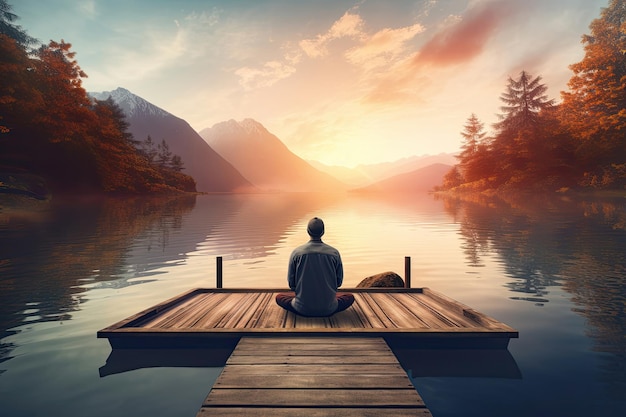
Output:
239 291 274 328
203 388 424 407
215 363 405 375
214 292 264 328
226 354 399 365
144 292 226 329
396 293 465 328
350 295 386 328
98 287 203 332
369 293 429 328
231 347 392 355
213 374 413 389
254 293 290 328
235 336 389 345
358 292 401 328
198 407 433 417
191 293 247 329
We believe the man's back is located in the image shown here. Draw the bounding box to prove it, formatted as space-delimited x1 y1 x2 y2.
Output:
288 240 343 316
275 217 354 317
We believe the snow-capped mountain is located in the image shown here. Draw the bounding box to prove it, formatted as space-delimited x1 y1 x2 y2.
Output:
89 88 253 192
91 87 170 118
200 119 347 192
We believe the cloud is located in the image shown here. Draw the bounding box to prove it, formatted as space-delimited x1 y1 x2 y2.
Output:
299 11 365 58
415 0 519 67
345 23 425 69
78 0 97 19
184 9 220 27
360 0 524 106
235 61 296 89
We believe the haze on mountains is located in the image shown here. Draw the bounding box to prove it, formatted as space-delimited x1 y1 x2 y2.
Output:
200 119 351 192
310 154 457 187
353 163 452 193
90 88 254 193
90 88 453 194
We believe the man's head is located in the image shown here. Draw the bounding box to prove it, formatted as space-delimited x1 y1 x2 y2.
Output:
307 217 325 238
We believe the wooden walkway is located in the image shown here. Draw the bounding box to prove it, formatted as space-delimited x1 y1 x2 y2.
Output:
197 336 432 416
98 288 517 348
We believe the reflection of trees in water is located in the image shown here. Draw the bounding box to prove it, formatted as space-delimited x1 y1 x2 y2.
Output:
0 192 345 366
0 195 196 341
439 192 626 398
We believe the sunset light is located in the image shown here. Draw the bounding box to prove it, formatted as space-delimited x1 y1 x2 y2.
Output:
16 0 608 166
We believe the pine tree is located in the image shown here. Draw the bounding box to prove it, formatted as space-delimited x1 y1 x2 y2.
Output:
457 114 495 184
459 113 486 157
170 155 184 172
156 139 172 167
495 70 555 133
142 135 157 163
0 0 37 46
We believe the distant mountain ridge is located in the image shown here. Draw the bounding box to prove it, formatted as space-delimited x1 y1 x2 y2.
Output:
89 88 253 193
309 153 457 187
200 119 347 192
354 163 452 193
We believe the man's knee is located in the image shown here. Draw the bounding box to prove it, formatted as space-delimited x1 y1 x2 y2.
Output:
336 292 355 312
276 292 297 312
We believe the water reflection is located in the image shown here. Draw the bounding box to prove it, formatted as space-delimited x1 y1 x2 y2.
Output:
437 192 626 398
0 195 196 347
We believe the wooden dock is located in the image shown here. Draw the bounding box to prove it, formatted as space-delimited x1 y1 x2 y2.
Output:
98 288 518 349
197 336 432 416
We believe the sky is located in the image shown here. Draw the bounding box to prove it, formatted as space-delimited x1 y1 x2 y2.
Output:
16 0 608 167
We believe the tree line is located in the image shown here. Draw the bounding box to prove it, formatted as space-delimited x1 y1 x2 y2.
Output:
0 0 195 194
438 0 625 193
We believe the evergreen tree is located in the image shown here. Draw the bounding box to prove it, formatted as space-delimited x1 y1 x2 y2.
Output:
490 71 557 185
0 0 37 46
142 135 157 163
494 70 555 133
459 113 486 159
170 154 184 172
156 139 172 167
457 114 491 183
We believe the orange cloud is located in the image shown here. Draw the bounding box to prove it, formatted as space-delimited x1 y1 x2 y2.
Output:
346 23 425 69
416 0 519 67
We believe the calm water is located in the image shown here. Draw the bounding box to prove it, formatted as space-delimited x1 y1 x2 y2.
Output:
0 192 624 417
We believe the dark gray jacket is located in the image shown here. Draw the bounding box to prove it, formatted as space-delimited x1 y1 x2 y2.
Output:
288 239 343 316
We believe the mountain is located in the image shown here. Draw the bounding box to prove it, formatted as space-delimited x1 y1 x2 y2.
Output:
200 119 347 192
354 163 452 193
89 88 253 193
310 153 458 187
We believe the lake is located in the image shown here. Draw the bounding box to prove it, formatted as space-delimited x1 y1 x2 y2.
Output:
0 192 624 417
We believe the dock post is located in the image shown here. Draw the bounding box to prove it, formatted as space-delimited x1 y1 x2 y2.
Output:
216 256 223 289
404 256 411 288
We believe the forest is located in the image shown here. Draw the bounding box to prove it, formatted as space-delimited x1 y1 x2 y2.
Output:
0 1 196 196
439 0 625 194
1 1 624 197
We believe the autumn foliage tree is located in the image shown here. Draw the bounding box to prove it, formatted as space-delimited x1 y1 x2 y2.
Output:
560 0 626 188
0 2 195 194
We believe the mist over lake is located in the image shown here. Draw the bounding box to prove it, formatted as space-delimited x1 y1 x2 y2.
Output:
1 192 624 417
